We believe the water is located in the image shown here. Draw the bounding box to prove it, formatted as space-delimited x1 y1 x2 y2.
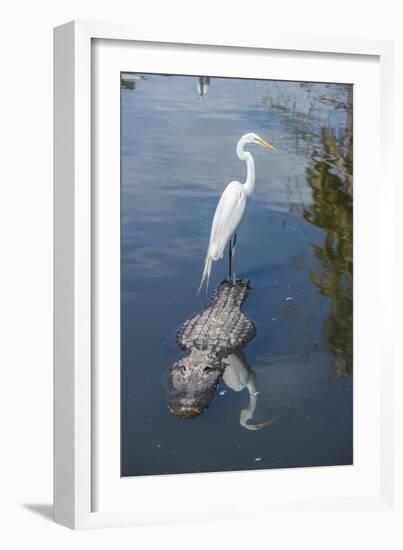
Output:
121 74 353 476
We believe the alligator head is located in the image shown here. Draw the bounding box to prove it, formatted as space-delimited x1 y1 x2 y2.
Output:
167 349 224 419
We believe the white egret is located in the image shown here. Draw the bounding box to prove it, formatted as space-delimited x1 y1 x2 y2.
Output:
198 132 276 293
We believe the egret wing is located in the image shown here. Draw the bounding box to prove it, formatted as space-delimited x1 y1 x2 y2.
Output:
208 181 246 260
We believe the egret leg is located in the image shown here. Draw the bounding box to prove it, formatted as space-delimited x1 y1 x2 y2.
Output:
228 239 232 281
232 233 237 284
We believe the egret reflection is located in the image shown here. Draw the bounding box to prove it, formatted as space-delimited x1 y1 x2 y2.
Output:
222 351 278 431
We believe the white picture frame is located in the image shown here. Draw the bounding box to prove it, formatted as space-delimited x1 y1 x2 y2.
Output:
54 20 399 531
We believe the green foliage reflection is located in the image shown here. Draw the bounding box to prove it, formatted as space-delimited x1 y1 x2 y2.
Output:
304 88 353 377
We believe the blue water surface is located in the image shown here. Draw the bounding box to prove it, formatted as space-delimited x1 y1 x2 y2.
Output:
121 74 353 476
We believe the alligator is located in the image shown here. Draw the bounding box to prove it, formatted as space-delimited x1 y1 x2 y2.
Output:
167 279 256 419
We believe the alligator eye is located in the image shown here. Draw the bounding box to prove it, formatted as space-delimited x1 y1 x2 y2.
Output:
203 366 213 373
180 365 187 372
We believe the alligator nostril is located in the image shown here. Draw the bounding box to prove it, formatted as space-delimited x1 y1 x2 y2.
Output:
167 402 204 419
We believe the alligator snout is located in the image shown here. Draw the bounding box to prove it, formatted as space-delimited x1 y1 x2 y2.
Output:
167 401 205 419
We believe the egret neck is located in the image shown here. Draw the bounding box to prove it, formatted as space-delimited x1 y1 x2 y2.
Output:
236 137 256 199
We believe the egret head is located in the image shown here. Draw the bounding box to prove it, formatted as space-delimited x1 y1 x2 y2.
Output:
241 132 277 151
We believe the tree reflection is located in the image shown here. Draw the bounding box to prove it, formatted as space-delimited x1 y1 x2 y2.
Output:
303 87 353 377
121 73 146 90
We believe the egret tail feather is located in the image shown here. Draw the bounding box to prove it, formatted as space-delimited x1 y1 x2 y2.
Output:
197 254 213 295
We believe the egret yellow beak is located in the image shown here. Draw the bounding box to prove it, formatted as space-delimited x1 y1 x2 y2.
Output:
257 137 277 151
254 415 279 429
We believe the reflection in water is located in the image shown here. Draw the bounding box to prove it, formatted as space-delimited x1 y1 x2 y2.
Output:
260 84 353 378
260 82 351 158
222 351 278 430
304 88 353 378
121 73 145 90
197 76 210 98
